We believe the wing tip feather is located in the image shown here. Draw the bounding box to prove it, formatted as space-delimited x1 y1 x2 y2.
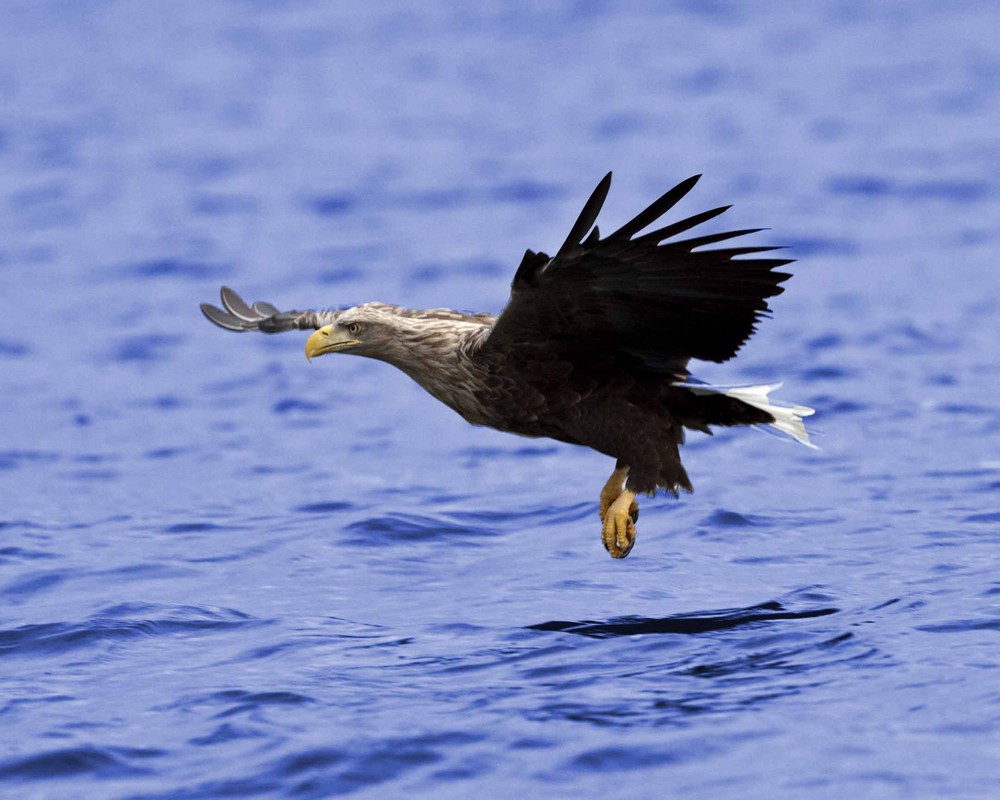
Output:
555 172 613 258
201 302 247 331
608 174 704 241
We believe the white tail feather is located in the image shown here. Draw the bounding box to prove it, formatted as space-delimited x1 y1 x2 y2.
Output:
676 381 817 448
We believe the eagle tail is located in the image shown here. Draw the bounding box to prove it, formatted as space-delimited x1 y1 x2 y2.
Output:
676 381 816 448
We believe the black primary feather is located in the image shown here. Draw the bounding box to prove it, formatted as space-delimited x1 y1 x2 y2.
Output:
606 174 701 241
555 172 611 259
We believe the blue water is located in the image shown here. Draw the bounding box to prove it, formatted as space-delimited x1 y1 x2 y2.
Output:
1 2 998 798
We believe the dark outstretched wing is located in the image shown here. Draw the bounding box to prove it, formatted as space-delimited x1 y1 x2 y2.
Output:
200 287 335 333
480 174 793 372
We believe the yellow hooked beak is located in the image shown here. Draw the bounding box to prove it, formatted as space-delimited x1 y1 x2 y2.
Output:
305 325 360 360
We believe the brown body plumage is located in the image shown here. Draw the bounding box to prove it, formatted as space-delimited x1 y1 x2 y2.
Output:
201 174 814 558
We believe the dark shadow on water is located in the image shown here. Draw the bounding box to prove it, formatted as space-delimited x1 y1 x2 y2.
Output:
827 174 989 203
527 601 838 638
343 513 497 545
0 603 264 658
121 259 228 280
0 745 164 781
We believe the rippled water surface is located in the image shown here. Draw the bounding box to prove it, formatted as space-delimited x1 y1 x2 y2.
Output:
1 3 998 798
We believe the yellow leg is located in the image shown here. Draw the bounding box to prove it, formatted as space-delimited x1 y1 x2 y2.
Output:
599 466 630 521
602 489 638 558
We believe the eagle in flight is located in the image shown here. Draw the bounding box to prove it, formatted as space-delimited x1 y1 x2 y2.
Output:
201 174 814 558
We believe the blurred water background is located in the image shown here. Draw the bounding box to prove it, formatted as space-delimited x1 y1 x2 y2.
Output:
1 2 998 798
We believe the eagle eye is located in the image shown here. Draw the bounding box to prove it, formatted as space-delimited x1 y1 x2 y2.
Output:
347 322 361 335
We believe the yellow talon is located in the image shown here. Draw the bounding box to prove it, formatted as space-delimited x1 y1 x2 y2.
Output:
602 490 637 558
